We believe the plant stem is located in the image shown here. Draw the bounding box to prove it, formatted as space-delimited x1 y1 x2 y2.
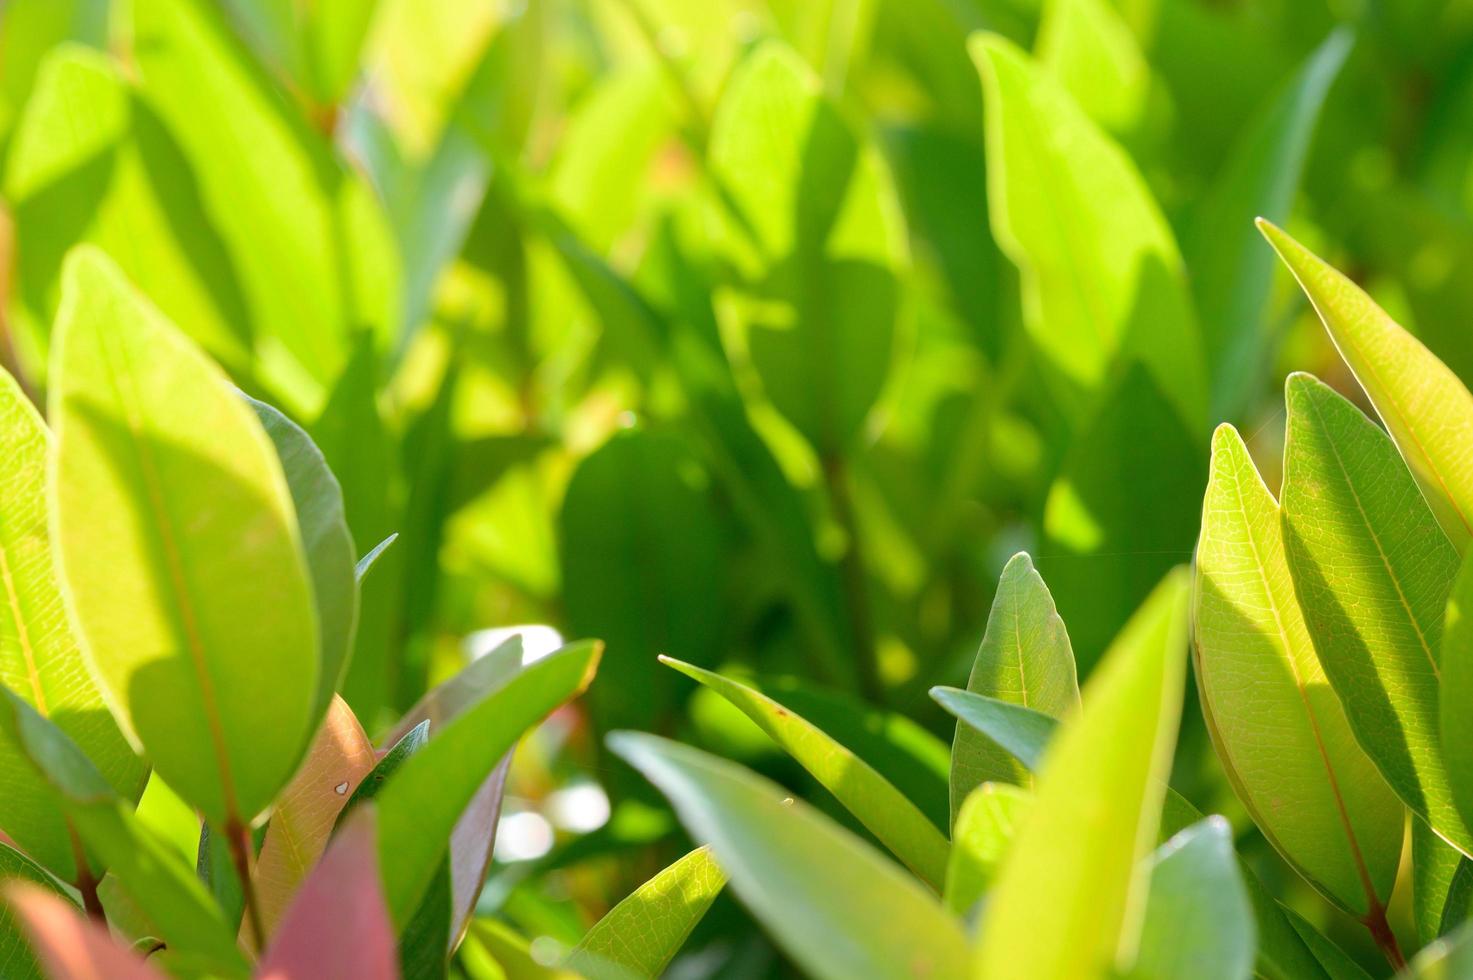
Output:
227 820 265 953
822 451 883 704
1365 904 1406 972
64 824 104 921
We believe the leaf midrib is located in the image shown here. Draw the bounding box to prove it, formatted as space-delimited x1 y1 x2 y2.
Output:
0 544 49 715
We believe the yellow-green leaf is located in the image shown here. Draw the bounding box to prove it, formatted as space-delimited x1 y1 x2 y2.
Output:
49 247 320 828
608 732 970 980
977 568 1190 980
1261 220 1473 553
1195 423 1402 915
950 552 1077 822
565 846 726 979
1280 372 1469 853
945 783 1029 918
0 367 145 883
661 656 948 889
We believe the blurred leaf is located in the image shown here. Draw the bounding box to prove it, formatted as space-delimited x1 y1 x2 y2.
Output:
565 846 726 979
1416 817 1467 946
0 844 78 980
1263 221 1473 554
222 0 380 108
950 551 1078 823
1036 0 1150 136
130 0 400 412
1280 372 1469 852
662 657 948 889
1195 423 1402 915
4 882 164 980
976 568 1189 980
375 642 601 930
465 919 578 980
945 782 1029 918
972 32 1204 429
1408 919 1473 978
561 430 726 732
1445 547 1473 845
0 0 106 147
2 45 254 376
1126 818 1254 980
0 689 247 976
258 808 397 980
312 336 401 723
0 366 145 882
1281 907 1373 980
247 395 360 724
50 248 319 828
253 696 376 940
1183 33 1350 420
608 732 970 980
708 40 906 454
1040 364 1204 668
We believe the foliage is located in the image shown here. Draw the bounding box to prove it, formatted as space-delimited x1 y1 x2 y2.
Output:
7 0 1473 978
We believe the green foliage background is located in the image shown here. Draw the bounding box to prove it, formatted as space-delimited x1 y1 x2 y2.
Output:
6 0 1473 975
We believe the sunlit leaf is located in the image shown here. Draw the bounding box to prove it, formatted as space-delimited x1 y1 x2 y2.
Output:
945 782 1029 918
1262 220 1473 553
976 568 1189 980
0 366 145 882
565 846 726 979
49 248 319 829
253 696 376 939
1195 422 1402 915
1280 372 1469 852
608 733 970 980
4 882 164 980
662 657 948 889
950 552 1077 821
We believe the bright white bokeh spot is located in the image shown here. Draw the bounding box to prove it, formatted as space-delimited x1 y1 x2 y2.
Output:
465 624 565 665
547 782 611 833
495 810 554 862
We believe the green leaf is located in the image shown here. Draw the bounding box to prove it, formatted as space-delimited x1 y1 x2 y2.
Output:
1195 422 1402 915
950 552 1078 821
661 657 949 889
0 842 77 980
607 732 970 980
560 430 726 732
1408 919 1473 978
375 641 600 930
356 533 399 581
707 40 906 453
1126 818 1254 980
0 689 248 977
0 367 146 883
246 395 359 724
971 31 1205 430
945 782 1030 918
1440 857 1473 939
565 846 726 979
2 45 254 377
1443 546 1473 835
1417 817 1468 946
49 248 320 829
1040 364 1206 666
1281 907 1372 980
1183 31 1351 419
976 568 1189 980
220 0 380 108
381 636 525 952
130 0 399 412
1036 0 1150 136
931 688 1054 772
1262 220 1473 553
1280 372 1469 852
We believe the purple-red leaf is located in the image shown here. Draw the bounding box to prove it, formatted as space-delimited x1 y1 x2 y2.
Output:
5 883 166 980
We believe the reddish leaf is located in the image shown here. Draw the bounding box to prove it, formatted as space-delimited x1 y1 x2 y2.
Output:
253 697 376 940
258 808 397 980
5 883 166 980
